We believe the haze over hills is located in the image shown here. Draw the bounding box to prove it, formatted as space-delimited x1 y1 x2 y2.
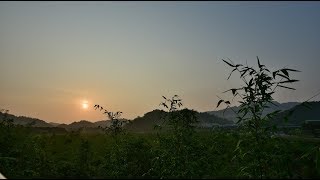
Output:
207 101 300 122
48 122 60 127
124 109 233 132
0 108 232 131
272 101 320 126
1 101 320 131
0 112 53 127
0 111 114 130
56 119 129 130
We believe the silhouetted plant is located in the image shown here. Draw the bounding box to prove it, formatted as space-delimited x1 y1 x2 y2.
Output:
0 109 14 127
93 105 129 136
160 95 183 112
0 109 15 156
217 57 300 178
160 95 198 140
93 105 131 177
150 95 199 178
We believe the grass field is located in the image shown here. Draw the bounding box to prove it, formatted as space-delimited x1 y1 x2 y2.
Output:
1 125 319 179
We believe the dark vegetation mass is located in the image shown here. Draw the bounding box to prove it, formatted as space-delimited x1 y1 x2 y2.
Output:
1 58 320 179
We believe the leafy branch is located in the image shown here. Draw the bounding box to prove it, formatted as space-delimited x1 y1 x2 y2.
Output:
218 57 300 178
93 105 129 136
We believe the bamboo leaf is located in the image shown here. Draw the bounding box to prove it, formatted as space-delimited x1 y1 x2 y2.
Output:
278 85 296 90
217 100 224 108
281 69 289 77
279 79 299 84
272 70 278 79
231 89 237 96
283 68 301 72
257 56 264 69
276 73 290 80
240 69 248 78
222 59 235 67
228 68 237 79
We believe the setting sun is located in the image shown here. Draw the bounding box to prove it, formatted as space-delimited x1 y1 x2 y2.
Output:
82 101 89 110
2 2 320 179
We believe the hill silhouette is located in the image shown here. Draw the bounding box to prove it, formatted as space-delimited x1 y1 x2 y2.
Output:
272 101 320 126
124 108 233 132
0 112 53 127
207 101 300 122
2 101 318 132
57 119 128 131
57 120 95 130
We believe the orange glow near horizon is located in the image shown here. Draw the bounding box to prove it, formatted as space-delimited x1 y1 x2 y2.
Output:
82 100 89 110
0 2 318 124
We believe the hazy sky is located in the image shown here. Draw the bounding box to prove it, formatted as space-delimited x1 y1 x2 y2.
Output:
1 2 320 123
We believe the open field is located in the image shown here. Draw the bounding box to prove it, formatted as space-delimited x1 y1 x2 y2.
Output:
1 125 320 179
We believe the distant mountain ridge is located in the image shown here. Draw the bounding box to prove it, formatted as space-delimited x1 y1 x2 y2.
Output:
124 109 233 132
57 119 128 130
272 101 320 126
0 109 232 131
0 111 130 131
0 112 53 127
49 122 60 126
2 101 319 132
207 101 300 122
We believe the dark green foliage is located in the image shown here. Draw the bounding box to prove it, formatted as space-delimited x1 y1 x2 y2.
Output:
150 95 201 178
93 104 129 136
274 101 320 126
1 125 319 179
218 57 300 178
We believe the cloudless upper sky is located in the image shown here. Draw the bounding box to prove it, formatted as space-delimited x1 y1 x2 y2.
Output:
1 1 320 123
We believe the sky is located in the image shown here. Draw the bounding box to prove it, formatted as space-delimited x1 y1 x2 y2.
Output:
1 1 320 123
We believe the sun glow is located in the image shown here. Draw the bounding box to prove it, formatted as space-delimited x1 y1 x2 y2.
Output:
82 100 89 110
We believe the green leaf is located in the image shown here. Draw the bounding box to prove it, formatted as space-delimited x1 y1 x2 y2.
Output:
234 140 242 152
